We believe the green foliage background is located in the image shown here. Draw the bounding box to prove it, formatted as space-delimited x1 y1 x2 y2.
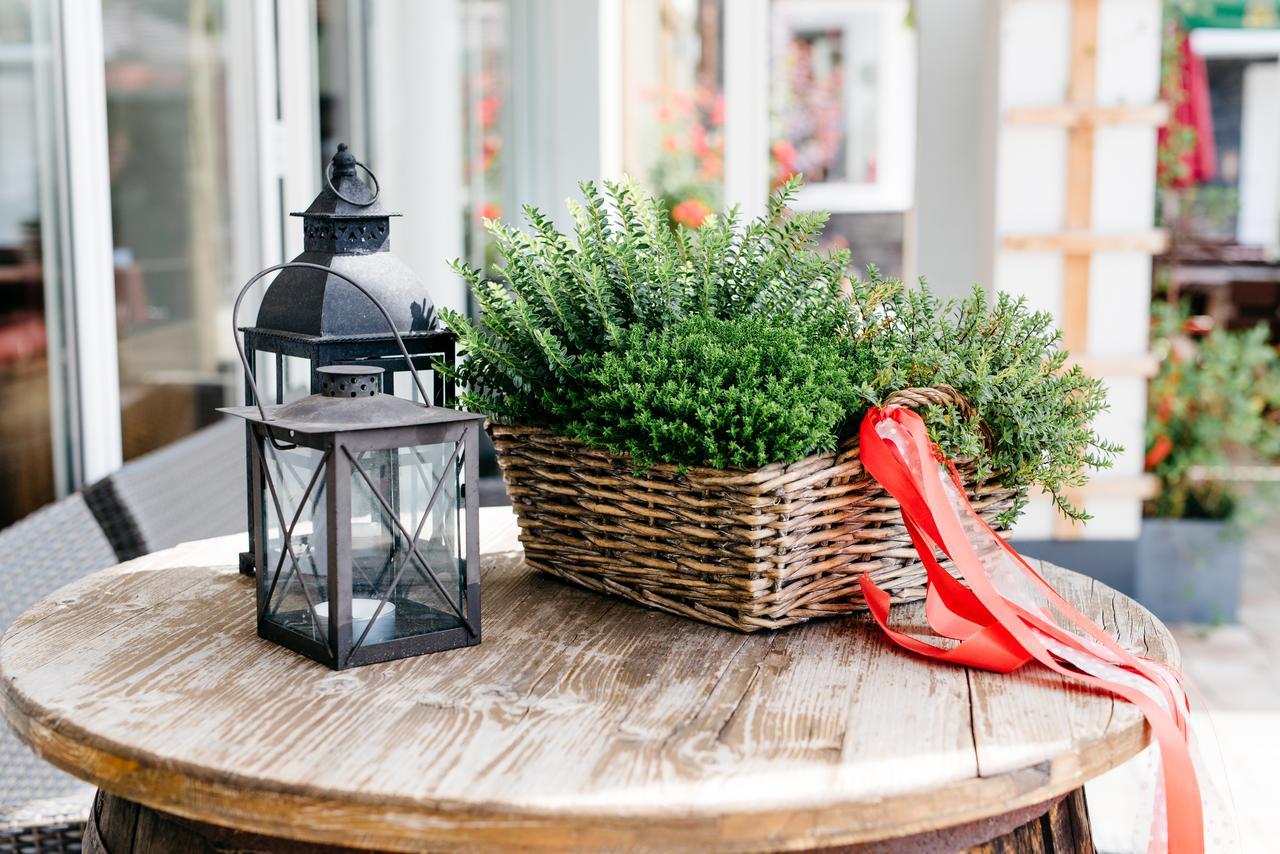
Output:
441 178 1118 524
1146 303 1280 520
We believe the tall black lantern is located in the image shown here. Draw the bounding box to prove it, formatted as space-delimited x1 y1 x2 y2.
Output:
225 272 482 669
239 143 456 575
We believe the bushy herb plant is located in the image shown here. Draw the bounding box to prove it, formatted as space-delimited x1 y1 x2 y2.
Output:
1146 302 1280 520
550 314 876 470
847 273 1119 523
441 179 1119 524
440 177 850 423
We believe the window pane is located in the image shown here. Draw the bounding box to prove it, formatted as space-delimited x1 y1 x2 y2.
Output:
462 0 507 272
317 0 371 166
103 0 232 461
771 8 880 188
0 0 65 525
769 0 913 276
622 0 725 223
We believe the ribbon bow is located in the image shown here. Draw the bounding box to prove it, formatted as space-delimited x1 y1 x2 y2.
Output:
858 405 1203 854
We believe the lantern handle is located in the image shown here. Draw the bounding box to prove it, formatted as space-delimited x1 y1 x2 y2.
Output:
232 262 434 422
325 158 380 207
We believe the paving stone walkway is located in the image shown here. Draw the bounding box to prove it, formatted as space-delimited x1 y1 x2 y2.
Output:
1089 529 1280 853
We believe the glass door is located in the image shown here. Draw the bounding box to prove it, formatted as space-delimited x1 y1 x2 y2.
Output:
0 0 72 526
621 0 726 225
102 0 236 462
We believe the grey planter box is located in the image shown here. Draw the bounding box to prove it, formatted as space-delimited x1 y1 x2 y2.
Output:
1135 518 1243 624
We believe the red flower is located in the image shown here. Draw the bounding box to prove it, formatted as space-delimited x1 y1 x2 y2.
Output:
771 139 797 168
710 94 725 126
480 136 501 172
772 165 799 189
478 97 500 129
698 151 723 180
690 123 709 157
1183 315 1214 335
662 135 681 154
479 202 502 222
1144 435 1174 470
671 198 712 229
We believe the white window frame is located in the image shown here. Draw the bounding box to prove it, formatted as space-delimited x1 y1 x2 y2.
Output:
724 0 916 216
1189 27 1280 256
54 0 122 485
44 0 311 492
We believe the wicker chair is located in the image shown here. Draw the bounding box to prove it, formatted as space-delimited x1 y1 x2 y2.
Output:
0 419 246 851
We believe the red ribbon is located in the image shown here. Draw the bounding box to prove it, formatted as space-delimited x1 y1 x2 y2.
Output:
858 406 1203 854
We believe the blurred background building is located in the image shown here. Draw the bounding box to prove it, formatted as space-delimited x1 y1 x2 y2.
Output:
0 0 1278 562
5 1 1280 845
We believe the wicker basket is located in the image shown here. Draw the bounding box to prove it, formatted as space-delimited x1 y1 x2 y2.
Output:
490 385 1020 631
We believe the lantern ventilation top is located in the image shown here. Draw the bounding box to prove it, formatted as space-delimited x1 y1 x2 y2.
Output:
318 365 382 399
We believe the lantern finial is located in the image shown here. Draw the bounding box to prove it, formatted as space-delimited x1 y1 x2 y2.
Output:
332 142 357 178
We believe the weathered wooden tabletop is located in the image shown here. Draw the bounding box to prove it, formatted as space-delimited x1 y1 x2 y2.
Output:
1 507 1175 852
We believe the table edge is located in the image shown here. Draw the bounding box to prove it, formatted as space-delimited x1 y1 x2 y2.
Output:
0 542 1174 853
2 682 1150 853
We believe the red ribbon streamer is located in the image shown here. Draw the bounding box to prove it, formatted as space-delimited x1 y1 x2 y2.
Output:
858 406 1203 854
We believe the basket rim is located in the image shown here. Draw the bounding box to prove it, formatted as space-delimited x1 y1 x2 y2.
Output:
486 384 980 487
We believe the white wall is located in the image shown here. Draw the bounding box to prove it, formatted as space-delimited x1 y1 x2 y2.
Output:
912 0 999 299
504 0 606 232
1238 62 1280 254
369 0 466 315
993 0 1162 541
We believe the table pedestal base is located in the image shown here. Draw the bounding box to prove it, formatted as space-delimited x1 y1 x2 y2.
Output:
83 788 1094 853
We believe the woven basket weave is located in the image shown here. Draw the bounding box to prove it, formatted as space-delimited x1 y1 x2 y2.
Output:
490 385 1020 631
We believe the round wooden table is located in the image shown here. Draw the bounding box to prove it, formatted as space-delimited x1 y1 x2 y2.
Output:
1 508 1174 853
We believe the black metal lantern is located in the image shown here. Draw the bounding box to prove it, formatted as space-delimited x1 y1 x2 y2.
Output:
239 143 456 575
224 270 482 669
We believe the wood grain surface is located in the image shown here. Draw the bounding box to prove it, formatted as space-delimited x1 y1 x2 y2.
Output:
0 507 1176 853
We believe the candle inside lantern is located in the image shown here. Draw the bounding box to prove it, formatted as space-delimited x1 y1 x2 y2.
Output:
314 599 397 645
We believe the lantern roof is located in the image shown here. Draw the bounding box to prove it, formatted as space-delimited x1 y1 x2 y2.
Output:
250 143 440 339
220 366 481 435
293 143 399 219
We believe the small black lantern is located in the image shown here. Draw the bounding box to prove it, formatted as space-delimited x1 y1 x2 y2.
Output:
239 143 456 575
225 271 482 669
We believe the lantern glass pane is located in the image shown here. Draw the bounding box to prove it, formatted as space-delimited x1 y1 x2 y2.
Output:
250 351 312 406
283 356 313 401
348 440 466 647
261 441 329 645
386 363 439 406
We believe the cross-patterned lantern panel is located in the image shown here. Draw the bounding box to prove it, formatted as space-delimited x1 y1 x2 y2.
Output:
247 414 482 670
238 329 457 576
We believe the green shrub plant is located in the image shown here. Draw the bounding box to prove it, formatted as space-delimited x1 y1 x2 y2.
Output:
441 178 1118 523
1146 302 1280 520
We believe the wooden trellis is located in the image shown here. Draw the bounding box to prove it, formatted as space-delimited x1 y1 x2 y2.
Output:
1000 0 1163 538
